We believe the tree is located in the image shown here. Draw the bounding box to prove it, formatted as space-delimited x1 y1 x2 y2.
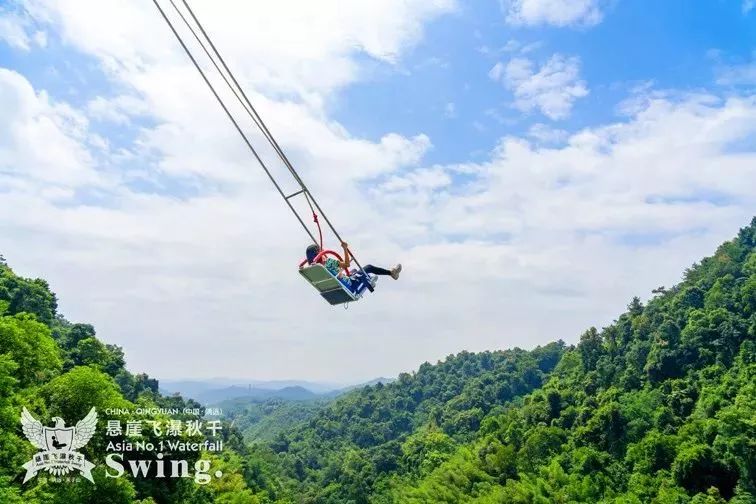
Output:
401 428 457 476
0 313 61 387
0 267 58 325
578 327 604 371
672 445 739 498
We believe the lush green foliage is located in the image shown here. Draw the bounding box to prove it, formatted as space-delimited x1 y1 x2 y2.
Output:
372 219 756 503
262 342 566 502
220 397 327 443
0 259 277 503
1 217 754 503
255 218 756 502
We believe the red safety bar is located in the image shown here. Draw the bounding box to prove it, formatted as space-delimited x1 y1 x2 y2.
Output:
298 249 350 275
313 213 323 251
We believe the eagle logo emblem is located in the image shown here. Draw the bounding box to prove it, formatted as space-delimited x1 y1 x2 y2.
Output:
20 407 98 483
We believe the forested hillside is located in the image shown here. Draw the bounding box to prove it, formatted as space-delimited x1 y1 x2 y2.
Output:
255 218 756 503
1 217 754 503
376 220 756 503
219 397 327 443
0 257 276 503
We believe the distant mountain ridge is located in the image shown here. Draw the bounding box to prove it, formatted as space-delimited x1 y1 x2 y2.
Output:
160 377 395 405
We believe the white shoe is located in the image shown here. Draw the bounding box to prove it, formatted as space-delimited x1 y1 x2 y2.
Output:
390 264 402 280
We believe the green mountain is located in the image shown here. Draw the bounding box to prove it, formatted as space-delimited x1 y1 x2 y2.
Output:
160 379 345 399
192 385 320 405
250 218 756 503
219 397 328 444
0 217 754 503
0 257 279 503
213 379 399 446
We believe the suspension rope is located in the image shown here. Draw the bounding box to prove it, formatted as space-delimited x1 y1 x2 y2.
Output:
178 0 308 188
168 0 326 252
152 0 318 244
313 209 323 251
167 0 300 185
301 191 322 249
153 0 373 289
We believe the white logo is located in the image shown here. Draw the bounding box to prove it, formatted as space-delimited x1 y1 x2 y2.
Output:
20 407 98 483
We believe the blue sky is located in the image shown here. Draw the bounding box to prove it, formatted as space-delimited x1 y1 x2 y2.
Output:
6 0 752 170
0 0 754 382
1 0 753 173
334 0 755 164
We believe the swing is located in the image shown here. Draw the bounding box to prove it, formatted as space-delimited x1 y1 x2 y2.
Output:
298 250 377 305
154 0 380 305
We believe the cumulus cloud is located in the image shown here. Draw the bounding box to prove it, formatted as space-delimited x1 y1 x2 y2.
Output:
0 5 46 50
3 65 756 382
716 61 756 86
372 94 756 288
0 0 454 381
0 15 29 49
22 0 454 100
502 0 604 27
490 54 588 120
527 123 568 144
0 68 110 189
86 95 150 125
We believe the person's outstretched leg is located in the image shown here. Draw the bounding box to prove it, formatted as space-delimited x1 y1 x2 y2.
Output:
364 264 391 275
364 264 402 280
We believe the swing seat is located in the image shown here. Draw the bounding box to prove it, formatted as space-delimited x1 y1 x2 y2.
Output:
299 264 377 305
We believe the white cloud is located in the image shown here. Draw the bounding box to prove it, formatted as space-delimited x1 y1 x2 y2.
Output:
488 61 506 81
0 10 29 49
490 54 588 120
86 95 149 125
0 65 438 381
528 123 568 144
480 40 542 59
24 0 454 100
716 61 756 86
0 4 48 50
0 19 28 49
371 95 756 304
707 49 756 87
32 29 46 47
0 68 109 189
502 0 604 27
0 0 453 382
744 0 755 14
444 102 456 118
3 65 756 383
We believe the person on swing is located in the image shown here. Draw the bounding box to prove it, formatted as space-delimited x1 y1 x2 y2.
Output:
303 242 401 282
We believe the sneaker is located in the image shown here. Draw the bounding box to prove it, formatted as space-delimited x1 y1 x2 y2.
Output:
390 264 402 280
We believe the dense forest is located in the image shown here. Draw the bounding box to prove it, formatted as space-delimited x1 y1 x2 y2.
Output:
1 217 754 503
0 256 262 503
219 397 327 443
